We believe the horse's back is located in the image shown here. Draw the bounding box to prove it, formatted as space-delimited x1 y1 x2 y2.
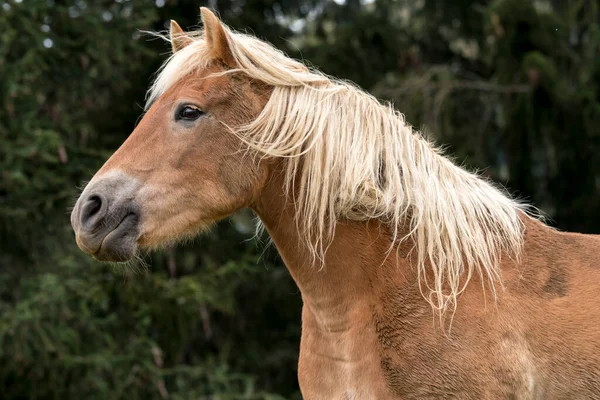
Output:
373 219 600 399
499 220 600 398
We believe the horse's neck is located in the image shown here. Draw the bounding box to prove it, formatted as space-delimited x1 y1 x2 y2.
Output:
252 168 413 329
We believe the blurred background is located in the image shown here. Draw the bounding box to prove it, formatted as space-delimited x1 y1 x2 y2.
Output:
1 0 599 398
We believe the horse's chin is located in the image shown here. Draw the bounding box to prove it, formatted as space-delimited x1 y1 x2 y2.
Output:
136 219 215 251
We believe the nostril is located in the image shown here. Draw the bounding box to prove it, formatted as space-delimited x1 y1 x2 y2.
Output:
81 194 106 228
87 195 102 216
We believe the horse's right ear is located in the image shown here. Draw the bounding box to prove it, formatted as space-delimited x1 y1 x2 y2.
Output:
170 20 193 53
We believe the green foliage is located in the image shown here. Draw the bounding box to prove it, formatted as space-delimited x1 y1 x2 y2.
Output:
0 241 296 399
1 0 599 398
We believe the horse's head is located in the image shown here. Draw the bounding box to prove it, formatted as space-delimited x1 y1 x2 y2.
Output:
71 9 271 262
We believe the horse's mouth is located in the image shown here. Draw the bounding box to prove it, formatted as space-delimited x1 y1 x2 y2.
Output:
92 212 140 262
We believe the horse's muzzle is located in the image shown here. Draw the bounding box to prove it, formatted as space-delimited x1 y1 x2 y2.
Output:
71 172 141 262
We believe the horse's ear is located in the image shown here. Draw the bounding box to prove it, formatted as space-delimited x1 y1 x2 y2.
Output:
200 7 235 67
170 20 193 53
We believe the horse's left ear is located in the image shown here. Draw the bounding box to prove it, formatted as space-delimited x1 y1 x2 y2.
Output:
200 7 236 67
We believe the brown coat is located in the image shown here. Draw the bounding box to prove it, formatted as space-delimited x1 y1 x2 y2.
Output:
71 8 600 399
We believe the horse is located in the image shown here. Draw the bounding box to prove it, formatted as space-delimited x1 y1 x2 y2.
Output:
70 8 600 399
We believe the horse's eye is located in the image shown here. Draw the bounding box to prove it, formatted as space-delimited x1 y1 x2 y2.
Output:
177 106 204 121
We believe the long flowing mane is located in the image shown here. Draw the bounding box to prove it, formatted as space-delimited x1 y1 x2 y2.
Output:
147 23 534 313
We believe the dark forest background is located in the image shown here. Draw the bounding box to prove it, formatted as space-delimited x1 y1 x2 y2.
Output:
1 0 599 398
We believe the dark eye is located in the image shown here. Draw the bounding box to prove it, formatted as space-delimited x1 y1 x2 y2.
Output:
177 106 204 121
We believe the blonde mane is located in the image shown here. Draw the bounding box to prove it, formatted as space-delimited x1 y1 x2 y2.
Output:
147 23 532 313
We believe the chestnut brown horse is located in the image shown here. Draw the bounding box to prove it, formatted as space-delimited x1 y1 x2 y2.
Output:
71 8 600 399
